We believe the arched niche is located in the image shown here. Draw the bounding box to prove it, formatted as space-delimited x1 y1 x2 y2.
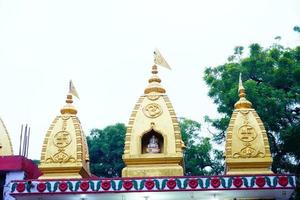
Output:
141 129 164 154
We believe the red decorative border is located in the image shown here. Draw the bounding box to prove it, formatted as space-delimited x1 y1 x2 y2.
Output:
10 174 296 196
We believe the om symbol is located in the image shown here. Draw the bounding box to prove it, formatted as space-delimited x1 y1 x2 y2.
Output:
143 103 163 118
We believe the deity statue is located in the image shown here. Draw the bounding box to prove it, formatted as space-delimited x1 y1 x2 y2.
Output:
146 135 160 153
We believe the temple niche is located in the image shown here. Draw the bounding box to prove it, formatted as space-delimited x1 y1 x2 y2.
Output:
122 65 185 177
142 129 164 154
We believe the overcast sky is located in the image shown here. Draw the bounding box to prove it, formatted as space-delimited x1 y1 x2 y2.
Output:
0 0 299 159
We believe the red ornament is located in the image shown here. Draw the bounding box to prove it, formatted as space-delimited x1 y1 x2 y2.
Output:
37 182 46 192
123 180 133 190
233 177 243 188
255 177 266 187
16 182 25 192
188 179 198 189
59 182 68 192
145 180 155 190
101 181 111 190
80 181 90 191
278 176 288 187
166 179 176 189
210 177 221 188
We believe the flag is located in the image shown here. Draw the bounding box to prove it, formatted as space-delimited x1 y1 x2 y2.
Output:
69 80 79 99
153 49 171 69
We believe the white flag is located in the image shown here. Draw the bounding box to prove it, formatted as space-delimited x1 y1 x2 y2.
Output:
69 80 79 99
154 49 171 69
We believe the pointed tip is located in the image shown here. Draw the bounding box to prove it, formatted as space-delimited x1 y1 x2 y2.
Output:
238 73 245 92
234 73 252 109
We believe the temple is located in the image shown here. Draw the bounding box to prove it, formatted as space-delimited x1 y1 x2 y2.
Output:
225 74 273 175
122 64 185 177
0 56 296 200
38 92 90 179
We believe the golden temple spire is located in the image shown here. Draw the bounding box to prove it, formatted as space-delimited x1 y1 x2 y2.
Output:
122 52 184 177
39 83 90 179
225 74 272 175
234 73 252 109
0 118 13 156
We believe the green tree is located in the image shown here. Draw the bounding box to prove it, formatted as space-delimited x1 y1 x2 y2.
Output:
204 39 300 175
87 123 126 177
180 118 224 175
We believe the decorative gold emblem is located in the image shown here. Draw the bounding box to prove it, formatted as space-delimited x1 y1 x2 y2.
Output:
46 149 76 163
233 143 264 158
238 125 257 142
147 94 160 101
53 131 72 148
143 103 162 118
233 124 264 158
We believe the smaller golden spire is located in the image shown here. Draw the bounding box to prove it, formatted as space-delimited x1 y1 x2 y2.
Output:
144 65 166 94
234 73 252 109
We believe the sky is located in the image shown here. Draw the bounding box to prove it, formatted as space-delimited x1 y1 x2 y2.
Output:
0 0 299 159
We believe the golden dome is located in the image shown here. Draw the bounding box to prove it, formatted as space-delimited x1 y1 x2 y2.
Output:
0 118 13 156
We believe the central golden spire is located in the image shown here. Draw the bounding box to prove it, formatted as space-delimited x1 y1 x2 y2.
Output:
122 52 184 177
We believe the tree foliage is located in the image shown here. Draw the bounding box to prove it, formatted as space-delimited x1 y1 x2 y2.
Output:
87 123 126 177
180 118 224 175
204 38 300 174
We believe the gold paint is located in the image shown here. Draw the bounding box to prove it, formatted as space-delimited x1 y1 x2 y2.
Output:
39 93 90 179
225 74 272 175
0 118 13 156
122 65 184 177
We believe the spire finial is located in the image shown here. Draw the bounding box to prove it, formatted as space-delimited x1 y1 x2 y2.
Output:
144 64 166 94
60 82 78 115
234 73 252 109
238 73 246 98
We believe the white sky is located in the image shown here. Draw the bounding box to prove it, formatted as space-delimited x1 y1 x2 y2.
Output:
0 0 299 159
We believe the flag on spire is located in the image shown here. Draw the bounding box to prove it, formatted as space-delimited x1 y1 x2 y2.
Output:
154 48 171 69
69 80 79 99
